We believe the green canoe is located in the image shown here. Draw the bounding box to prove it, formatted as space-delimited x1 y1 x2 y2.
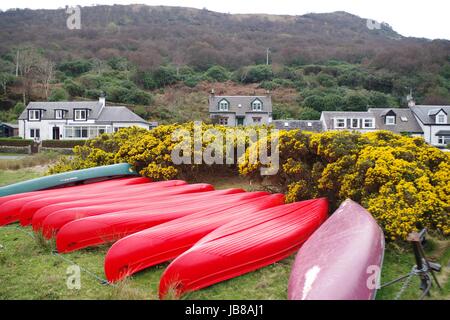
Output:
0 163 137 197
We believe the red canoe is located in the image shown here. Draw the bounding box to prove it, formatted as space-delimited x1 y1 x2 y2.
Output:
56 190 265 253
31 183 212 231
0 176 151 205
159 198 328 298
104 193 285 282
40 183 215 238
0 178 158 225
287 199 384 300
18 180 187 226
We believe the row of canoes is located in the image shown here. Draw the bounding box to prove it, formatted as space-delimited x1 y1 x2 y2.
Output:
0 164 384 299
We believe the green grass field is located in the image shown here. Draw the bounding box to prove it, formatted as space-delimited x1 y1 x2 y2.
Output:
0 167 448 300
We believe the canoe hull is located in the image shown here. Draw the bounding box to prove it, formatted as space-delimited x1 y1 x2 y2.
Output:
287 199 385 300
0 163 137 197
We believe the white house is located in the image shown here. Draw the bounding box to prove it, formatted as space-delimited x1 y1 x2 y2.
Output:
410 105 450 147
18 96 157 141
209 94 273 126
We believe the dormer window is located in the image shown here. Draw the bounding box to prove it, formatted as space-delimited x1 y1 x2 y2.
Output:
350 118 360 129
437 113 446 124
252 99 263 111
74 109 87 121
385 116 396 125
28 110 41 121
55 109 64 119
218 99 229 111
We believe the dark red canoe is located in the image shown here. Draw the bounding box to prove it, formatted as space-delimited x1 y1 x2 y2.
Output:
159 198 328 298
287 199 385 300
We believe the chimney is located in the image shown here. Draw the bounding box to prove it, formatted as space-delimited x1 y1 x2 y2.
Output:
406 89 415 107
210 88 215 96
99 92 106 108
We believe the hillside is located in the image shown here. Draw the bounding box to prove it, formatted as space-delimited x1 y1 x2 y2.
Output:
0 5 449 123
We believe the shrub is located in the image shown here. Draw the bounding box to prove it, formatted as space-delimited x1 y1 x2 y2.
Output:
48 88 69 101
63 79 85 97
0 138 33 146
239 130 449 240
41 140 86 148
58 59 92 77
238 65 273 83
152 66 179 88
204 66 229 82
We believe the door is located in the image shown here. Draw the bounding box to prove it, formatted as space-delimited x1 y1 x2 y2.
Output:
52 126 60 140
237 117 244 126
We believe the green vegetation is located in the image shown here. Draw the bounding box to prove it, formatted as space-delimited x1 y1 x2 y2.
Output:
0 173 448 300
0 152 59 171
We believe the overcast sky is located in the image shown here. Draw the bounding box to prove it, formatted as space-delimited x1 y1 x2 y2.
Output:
1 0 449 40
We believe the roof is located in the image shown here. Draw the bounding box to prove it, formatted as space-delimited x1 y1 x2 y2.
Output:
0 122 18 129
19 101 104 120
369 108 423 133
321 108 423 133
96 107 149 124
209 95 272 116
272 120 323 132
435 131 450 136
410 105 450 125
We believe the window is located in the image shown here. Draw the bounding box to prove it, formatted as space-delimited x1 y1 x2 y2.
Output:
29 110 41 121
386 116 396 125
307 122 313 127
437 114 446 124
401 116 408 122
219 118 228 125
252 117 262 124
64 126 107 139
30 129 40 139
218 100 229 111
363 118 375 129
284 122 289 127
350 119 359 129
438 136 450 145
74 109 87 121
252 100 262 111
335 118 346 129
55 110 64 119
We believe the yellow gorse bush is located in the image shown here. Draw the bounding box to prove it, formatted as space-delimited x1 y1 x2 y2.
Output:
49 125 449 241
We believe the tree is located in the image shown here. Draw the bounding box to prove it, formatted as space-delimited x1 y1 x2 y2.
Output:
297 107 321 120
58 59 93 77
0 72 15 95
205 66 229 82
152 66 178 88
48 88 69 101
238 65 273 83
63 79 85 97
342 93 369 111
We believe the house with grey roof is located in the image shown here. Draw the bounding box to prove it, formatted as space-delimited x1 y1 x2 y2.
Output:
209 94 273 126
0 122 19 137
272 120 323 132
18 95 157 141
410 105 450 147
319 108 423 137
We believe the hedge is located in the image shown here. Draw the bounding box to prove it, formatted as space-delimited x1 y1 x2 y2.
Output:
41 140 86 148
0 138 33 147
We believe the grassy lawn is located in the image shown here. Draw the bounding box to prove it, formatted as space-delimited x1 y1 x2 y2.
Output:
0 170 448 300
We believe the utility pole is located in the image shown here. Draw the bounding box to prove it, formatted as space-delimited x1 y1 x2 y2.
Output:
15 49 19 76
266 48 270 65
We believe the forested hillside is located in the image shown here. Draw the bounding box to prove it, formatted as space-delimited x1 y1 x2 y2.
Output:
0 5 449 123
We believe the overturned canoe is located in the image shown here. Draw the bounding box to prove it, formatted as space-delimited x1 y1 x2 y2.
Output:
17 180 186 226
40 183 214 238
287 199 385 300
55 189 266 253
159 198 328 298
0 176 150 207
104 193 285 282
0 163 138 197
0 176 153 226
